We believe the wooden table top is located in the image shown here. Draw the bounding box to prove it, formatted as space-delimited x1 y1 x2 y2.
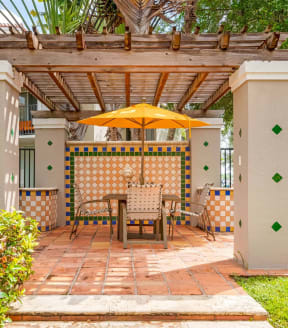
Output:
103 193 180 202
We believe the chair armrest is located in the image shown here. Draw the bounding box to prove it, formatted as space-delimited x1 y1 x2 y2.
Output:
169 202 204 214
80 199 110 206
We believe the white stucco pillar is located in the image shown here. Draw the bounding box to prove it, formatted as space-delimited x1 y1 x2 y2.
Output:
231 61 288 269
33 118 69 226
0 61 22 211
190 119 222 225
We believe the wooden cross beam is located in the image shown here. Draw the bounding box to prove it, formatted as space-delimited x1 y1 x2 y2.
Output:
48 72 80 111
153 72 169 106
218 31 230 50
177 72 208 112
125 72 130 107
26 31 42 50
200 80 230 112
76 28 86 50
171 31 181 50
124 26 131 50
87 72 105 111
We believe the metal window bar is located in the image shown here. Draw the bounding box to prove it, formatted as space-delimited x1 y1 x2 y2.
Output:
19 148 35 188
19 104 37 136
220 148 234 188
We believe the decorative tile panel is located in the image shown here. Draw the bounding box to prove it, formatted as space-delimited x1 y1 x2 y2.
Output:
19 189 58 232
206 189 234 232
65 143 190 226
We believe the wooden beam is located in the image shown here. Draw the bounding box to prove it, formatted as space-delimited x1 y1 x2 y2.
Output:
124 26 131 51
125 72 130 107
25 31 42 50
76 28 86 50
87 72 105 111
153 72 169 106
183 109 224 118
266 32 280 50
218 31 230 50
177 72 208 112
48 72 80 111
194 26 200 35
22 74 60 111
171 31 181 50
240 25 248 34
200 80 230 112
2 49 288 70
32 110 103 121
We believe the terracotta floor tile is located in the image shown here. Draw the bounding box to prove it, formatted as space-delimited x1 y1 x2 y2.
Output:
37 283 70 295
137 282 169 295
164 270 193 281
76 268 106 282
70 283 103 295
167 281 202 295
103 282 135 295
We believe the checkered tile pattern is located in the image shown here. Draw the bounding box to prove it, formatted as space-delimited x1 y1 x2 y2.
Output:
19 190 58 232
65 143 190 226
206 189 234 232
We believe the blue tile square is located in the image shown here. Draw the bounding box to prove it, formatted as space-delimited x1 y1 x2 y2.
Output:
84 221 89 225
121 147 125 152
149 147 153 152
130 220 135 225
66 212 71 216
103 220 107 225
185 193 190 198
65 156 70 161
167 147 171 152
112 147 116 152
185 184 190 188
185 146 190 151
225 190 231 196
112 220 116 225
93 147 98 152
19 190 22 196
103 147 107 152
65 166 70 170
149 220 153 225
185 202 190 207
185 156 190 160
84 147 88 152
66 221 70 226
66 193 70 198
75 147 79 152
66 147 70 152
226 227 231 232
66 203 70 207
176 221 181 225
38 226 41 231
65 175 70 179
130 147 135 152
215 190 220 196
185 221 190 225
93 220 98 225
207 226 211 231
176 147 181 152
158 147 162 152
46 226 50 232
36 191 41 196
185 175 190 179
215 227 220 232
185 165 190 170
46 191 49 196
66 184 70 188
26 191 30 196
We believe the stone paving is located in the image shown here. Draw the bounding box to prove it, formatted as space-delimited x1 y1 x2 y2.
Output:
23 225 287 296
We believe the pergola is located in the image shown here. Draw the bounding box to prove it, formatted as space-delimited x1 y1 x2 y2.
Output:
0 27 287 119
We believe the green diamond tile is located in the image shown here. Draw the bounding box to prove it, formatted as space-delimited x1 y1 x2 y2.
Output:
272 124 282 135
47 165 53 171
239 219 242 228
11 173 14 182
239 128 242 138
272 221 282 232
272 173 282 183
48 140 53 146
10 128 14 136
203 165 209 171
203 141 209 147
239 174 242 182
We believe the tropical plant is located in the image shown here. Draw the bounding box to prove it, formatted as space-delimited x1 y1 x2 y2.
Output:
0 210 39 327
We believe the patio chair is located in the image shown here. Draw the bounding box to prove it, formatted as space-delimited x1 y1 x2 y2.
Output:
122 183 167 249
169 183 215 241
70 183 113 239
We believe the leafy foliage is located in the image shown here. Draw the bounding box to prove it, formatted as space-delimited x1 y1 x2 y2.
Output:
0 210 39 327
235 276 288 328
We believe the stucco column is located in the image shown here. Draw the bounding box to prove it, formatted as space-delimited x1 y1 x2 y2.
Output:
0 61 22 211
190 119 222 225
231 61 288 269
33 118 68 226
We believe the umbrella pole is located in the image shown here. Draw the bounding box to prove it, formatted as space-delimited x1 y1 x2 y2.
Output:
140 121 145 185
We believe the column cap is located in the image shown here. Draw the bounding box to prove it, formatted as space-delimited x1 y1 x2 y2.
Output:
230 60 288 92
0 60 22 92
33 118 69 132
193 117 223 128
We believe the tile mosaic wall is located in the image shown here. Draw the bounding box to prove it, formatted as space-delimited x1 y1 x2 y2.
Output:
19 189 58 231
206 189 234 232
65 143 190 226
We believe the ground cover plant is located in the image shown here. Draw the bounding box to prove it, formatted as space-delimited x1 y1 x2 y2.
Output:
0 210 39 327
235 276 288 328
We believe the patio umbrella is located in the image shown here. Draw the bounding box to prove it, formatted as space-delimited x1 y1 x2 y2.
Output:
78 103 209 184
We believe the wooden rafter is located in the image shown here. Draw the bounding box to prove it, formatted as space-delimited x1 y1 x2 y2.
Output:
25 31 42 50
218 31 230 50
87 72 105 111
177 73 208 112
76 28 86 50
200 80 230 112
171 31 181 50
153 72 169 106
22 74 60 111
48 72 80 111
125 72 130 107
124 26 131 50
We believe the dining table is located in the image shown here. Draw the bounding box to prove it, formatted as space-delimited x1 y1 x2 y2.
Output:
103 193 180 241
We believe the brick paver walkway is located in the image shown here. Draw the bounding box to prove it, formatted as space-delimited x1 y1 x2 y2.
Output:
24 225 287 296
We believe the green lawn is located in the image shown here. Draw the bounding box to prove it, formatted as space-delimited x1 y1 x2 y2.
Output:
234 276 288 328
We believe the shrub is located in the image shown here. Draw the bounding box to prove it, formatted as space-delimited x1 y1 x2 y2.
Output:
0 210 39 327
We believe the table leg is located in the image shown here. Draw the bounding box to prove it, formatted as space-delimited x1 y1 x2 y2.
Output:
118 200 124 242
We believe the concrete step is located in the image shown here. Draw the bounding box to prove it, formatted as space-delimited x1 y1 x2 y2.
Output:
9 295 267 322
6 321 273 328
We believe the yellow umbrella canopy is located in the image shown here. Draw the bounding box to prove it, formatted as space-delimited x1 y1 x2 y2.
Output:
78 103 209 184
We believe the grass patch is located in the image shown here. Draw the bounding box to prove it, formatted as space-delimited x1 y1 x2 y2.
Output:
234 276 288 328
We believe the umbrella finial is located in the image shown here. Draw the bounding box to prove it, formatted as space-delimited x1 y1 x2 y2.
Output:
141 97 147 103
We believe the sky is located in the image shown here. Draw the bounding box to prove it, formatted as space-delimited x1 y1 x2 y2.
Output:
1 0 44 29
